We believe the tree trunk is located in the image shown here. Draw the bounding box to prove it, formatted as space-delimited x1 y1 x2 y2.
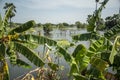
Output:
96 2 97 11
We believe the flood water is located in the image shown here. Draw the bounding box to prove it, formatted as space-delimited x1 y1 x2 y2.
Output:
9 27 90 80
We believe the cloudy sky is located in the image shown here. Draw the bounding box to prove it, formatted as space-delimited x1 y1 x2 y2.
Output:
0 0 119 24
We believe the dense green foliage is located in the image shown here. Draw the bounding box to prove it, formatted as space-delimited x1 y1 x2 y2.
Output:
75 21 86 28
71 0 120 79
105 14 120 29
0 3 57 80
0 0 120 80
43 23 53 33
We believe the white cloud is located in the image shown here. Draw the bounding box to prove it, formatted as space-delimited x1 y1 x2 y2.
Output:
15 0 96 9
5 0 119 23
15 0 119 10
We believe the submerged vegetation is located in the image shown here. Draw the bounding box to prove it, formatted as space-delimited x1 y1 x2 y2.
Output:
0 0 120 80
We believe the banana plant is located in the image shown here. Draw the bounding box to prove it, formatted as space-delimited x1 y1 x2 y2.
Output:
71 24 120 79
70 0 120 79
73 0 109 42
56 38 110 79
87 0 108 32
0 4 57 80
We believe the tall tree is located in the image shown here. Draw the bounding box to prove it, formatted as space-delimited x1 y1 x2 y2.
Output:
3 3 16 27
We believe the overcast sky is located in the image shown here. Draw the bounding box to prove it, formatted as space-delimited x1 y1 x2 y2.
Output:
0 0 119 24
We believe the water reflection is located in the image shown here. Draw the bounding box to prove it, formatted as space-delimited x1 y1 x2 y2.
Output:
44 32 52 38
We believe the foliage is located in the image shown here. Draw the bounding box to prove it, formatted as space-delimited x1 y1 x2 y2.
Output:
75 21 86 28
70 0 120 79
43 23 53 33
0 3 59 80
72 32 100 41
1 0 120 80
57 23 65 30
57 39 73 49
104 14 120 39
105 14 120 29
62 22 69 26
104 24 120 39
109 36 120 64
87 0 108 32
3 3 16 27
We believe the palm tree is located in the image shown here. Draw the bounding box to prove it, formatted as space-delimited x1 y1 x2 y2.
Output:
3 3 16 27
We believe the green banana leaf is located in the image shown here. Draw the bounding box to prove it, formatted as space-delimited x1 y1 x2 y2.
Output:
104 24 120 39
73 73 87 80
16 59 31 68
3 6 13 27
13 42 45 67
22 41 39 49
72 44 87 57
72 44 89 72
87 65 106 80
87 15 96 32
72 32 100 41
9 20 35 34
57 46 72 62
19 34 57 46
0 14 4 38
57 39 72 49
90 57 108 72
87 38 107 57
69 61 79 75
109 36 120 64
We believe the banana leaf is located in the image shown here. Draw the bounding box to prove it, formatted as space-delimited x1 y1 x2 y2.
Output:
0 14 4 38
56 46 71 62
72 44 89 72
87 38 107 57
69 61 79 75
3 6 13 27
73 73 87 80
22 41 39 49
104 24 120 39
16 59 31 68
72 32 100 41
90 57 108 72
13 42 45 67
72 44 87 57
9 20 35 34
57 39 73 49
109 36 120 64
19 34 57 46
